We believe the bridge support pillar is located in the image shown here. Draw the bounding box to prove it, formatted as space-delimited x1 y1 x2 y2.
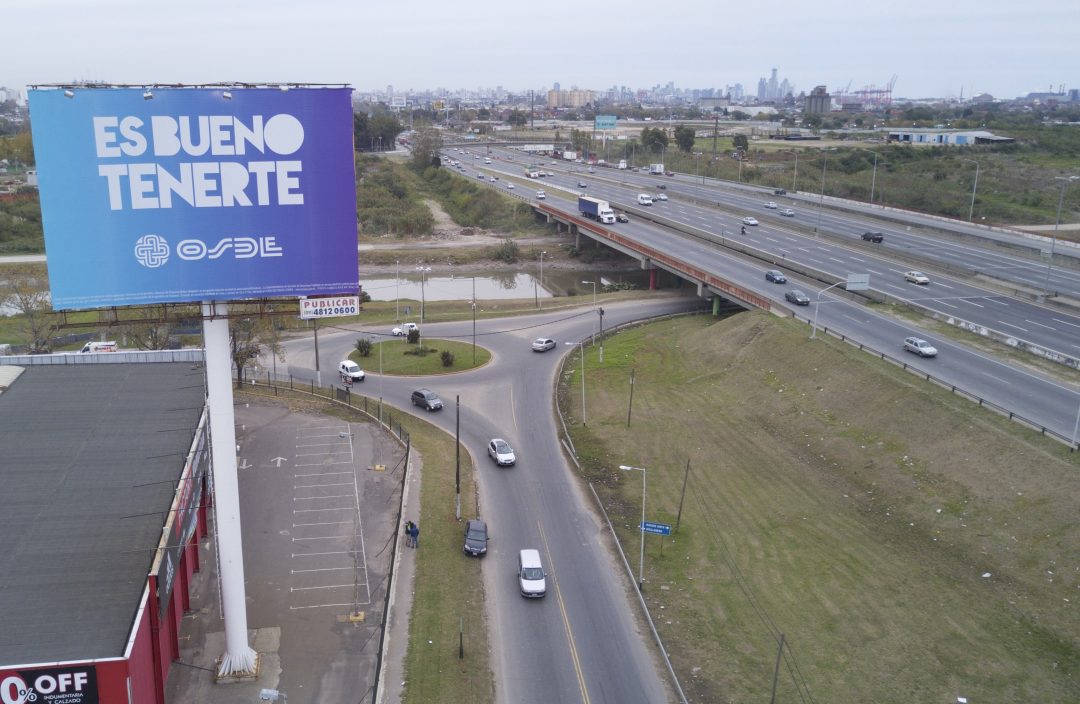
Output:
649 268 658 291
712 295 721 316
696 281 705 297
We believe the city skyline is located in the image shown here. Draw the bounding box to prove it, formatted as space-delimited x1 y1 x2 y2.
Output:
4 0 1077 102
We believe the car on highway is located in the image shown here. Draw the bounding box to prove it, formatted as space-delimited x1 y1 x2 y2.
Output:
487 438 516 466
506 182 514 189
654 193 668 201
785 289 810 305
616 213 629 223
903 337 938 357
765 269 787 284
392 322 418 336
536 190 546 199
774 188 787 195
862 231 885 243
476 173 485 179
742 217 759 226
904 270 930 285
410 388 444 411
665 171 675 176
577 181 587 188
637 194 653 206
490 177 497 183
587 167 595 173
764 201 778 209
656 183 667 189
532 337 556 352
518 549 546 598
463 519 489 557
338 360 365 382
779 208 795 217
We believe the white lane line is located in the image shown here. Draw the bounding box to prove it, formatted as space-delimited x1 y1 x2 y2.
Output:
934 300 959 309
998 321 1029 332
983 372 1010 384
933 282 954 290
294 521 354 527
1024 319 1057 331
866 268 885 275
294 471 353 478
828 257 846 264
1053 317 1080 329
984 298 1010 306
291 567 354 574
292 535 348 541
293 507 355 514
290 584 356 591
291 550 360 557
294 482 354 489
842 314 865 324
963 300 985 308
294 494 355 500
290 602 360 610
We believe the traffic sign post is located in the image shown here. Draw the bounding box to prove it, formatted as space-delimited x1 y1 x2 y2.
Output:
640 521 672 535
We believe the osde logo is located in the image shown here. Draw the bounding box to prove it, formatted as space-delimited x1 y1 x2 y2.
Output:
134 235 283 267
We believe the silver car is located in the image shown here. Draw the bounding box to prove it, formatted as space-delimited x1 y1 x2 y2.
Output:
487 438 516 466
903 337 938 357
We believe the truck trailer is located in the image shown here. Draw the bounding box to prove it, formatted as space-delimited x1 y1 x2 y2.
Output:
649 163 665 175
578 196 616 224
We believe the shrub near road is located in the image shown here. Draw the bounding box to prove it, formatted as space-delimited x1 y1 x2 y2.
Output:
562 312 1079 703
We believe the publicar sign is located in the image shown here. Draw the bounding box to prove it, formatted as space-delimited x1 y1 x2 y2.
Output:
29 86 358 310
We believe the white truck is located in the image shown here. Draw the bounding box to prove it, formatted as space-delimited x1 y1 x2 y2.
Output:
80 341 118 353
578 196 616 224
649 163 665 175
562 151 578 161
618 160 627 169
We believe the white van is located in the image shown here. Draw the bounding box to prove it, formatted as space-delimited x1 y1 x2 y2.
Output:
518 549 546 598
338 360 365 382
80 341 118 353
637 194 654 206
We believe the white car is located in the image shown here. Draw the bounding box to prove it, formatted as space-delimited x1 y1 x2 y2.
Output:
904 271 930 285
764 201 778 209
489 176 497 182
507 183 515 189
392 322 418 336
536 190 546 200
531 337 556 352
742 217 759 226
780 208 795 217
654 193 668 201
903 337 938 357
338 360 365 382
487 438 516 466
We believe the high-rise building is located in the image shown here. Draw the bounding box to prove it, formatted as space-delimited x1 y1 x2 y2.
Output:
804 85 832 114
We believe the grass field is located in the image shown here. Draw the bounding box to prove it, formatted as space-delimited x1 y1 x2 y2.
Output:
560 312 1080 703
348 339 491 376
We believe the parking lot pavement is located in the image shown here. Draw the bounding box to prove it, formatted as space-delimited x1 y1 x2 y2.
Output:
165 397 414 704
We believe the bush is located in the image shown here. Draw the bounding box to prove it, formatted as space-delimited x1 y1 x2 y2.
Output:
407 328 420 344
354 338 372 357
441 350 455 367
491 238 519 263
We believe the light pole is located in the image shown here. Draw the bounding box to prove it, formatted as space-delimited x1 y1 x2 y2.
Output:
810 280 849 339
582 280 597 345
792 151 798 191
618 464 647 590
538 251 547 309
1043 175 1080 293
394 259 400 323
814 156 828 233
961 158 980 222
867 150 881 205
415 265 431 347
565 341 586 426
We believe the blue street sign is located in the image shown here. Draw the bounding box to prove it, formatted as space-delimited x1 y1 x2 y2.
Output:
640 521 672 536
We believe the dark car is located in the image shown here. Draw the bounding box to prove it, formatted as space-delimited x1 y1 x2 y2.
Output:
410 388 443 411
765 269 787 284
774 188 787 195
615 213 629 223
463 519 488 556
665 170 675 176
785 289 810 306
862 231 884 243
577 181 587 188
656 183 667 189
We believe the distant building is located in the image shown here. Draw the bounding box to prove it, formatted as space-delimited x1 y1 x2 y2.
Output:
546 89 595 109
971 93 995 104
887 128 1014 146
804 86 832 115
698 97 731 111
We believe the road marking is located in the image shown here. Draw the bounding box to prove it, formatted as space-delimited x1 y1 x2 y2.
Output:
998 321 1028 332
294 482 354 489
291 550 360 558
295 460 353 467
292 535 348 541
1024 319 1057 331
933 281 954 289
866 268 885 275
290 583 357 591
511 386 519 432
289 602 360 610
291 566 354 573
294 493 355 500
963 300 985 308
293 520 354 527
842 314 865 324
934 300 959 309
539 520 591 704
294 470 354 478
983 372 1010 384
828 257 846 263
292 506 355 513
1053 317 1080 329
984 297 1010 306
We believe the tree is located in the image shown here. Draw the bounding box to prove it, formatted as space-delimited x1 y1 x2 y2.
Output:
477 107 490 120
369 114 403 151
411 127 443 170
674 125 696 153
508 110 528 127
352 112 369 152
640 127 668 153
228 317 263 387
1 264 56 352
732 134 749 151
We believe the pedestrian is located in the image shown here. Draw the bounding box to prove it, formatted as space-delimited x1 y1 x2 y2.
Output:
411 522 420 548
404 520 414 548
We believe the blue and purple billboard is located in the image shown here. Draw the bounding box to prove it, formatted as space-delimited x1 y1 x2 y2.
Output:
28 86 358 310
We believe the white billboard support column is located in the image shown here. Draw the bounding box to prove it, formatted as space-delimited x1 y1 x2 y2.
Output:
203 301 257 675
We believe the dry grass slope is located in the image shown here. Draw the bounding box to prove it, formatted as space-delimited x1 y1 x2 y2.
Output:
563 312 1080 703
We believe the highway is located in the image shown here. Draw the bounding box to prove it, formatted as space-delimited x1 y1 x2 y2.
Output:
448 146 1080 361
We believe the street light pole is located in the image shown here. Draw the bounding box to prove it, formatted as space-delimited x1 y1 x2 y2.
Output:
1043 175 1079 293
416 265 431 347
395 259 400 323
582 280 597 345
869 151 879 205
618 464 647 591
810 280 846 339
962 158 980 222
815 157 828 233
792 151 798 191
538 251 547 310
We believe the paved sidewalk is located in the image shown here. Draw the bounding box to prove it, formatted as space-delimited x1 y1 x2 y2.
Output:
164 399 422 704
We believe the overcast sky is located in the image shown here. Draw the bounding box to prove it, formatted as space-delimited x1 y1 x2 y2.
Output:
6 0 1078 101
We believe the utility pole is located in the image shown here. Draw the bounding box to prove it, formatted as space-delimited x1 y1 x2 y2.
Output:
455 395 461 520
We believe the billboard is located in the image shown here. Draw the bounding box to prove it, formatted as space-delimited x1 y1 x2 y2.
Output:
594 115 617 130
29 87 358 310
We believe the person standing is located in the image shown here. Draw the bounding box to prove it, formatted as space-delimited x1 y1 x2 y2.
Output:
411 522 420 548
404 520 414 547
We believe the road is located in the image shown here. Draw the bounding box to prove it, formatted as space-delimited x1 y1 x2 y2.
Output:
280 296 704 704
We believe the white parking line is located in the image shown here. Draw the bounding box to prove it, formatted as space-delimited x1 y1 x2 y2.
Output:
292 535 348 541
294 482 354 489
291 550 360 558
291 566 355 574
293 520 354 527
289 602 357 610
294 470 353 478
998 321 1028 332
293 506 355 513
1024 319 1056 330
294 493 355 500
295 460 352 467
290 584 356 591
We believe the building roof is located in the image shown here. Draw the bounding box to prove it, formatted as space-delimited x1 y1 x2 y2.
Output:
0 362 205 665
